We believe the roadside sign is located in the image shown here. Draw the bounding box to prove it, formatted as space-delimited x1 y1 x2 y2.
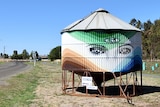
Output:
81 76 98 90
86 86 98 90
82 76 92 86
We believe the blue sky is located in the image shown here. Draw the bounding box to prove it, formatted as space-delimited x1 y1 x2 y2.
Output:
0 0 160 56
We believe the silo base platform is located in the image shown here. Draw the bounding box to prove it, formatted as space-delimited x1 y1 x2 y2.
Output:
62 70 142 103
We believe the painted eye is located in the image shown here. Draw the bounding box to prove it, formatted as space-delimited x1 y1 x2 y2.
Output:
89 45 106 55
110 38 119 43
104 38 110 43
119 45 132 54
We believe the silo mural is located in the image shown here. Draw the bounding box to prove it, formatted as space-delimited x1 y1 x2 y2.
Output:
61 8 142 99
62 30 142 72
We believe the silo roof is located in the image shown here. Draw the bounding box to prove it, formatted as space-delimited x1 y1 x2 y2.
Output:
61 8 141 33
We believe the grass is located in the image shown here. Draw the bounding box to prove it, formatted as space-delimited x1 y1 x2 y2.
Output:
0 62 41 107
0 62 4 64
0 61 160 107
0 61 62 107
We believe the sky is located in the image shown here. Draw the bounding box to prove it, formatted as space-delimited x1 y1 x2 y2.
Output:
0 0 160 56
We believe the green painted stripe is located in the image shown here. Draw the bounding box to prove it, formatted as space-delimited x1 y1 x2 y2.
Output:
69 31 136 50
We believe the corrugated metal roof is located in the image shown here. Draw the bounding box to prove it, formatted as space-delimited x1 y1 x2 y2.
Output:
61 8 141 33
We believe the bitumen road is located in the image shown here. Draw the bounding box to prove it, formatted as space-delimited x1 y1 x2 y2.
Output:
0 61 31 85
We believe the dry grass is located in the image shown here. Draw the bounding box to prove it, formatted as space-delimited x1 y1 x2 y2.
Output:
28 61 160 107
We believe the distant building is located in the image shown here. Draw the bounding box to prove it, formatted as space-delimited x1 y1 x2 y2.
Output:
39 55 49 61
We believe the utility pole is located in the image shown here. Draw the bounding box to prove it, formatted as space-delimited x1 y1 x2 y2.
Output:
3 46 5 59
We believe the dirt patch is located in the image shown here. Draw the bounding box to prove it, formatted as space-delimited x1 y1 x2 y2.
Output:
30 62 160 107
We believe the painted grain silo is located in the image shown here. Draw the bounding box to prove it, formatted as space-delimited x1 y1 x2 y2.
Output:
61 8 142 99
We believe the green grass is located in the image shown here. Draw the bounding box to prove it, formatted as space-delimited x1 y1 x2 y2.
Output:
0 62 41 107
0 62 4 64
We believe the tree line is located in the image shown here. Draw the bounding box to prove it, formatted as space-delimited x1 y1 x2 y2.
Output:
130 18 160 60
0 49 40 60
0 47 61 61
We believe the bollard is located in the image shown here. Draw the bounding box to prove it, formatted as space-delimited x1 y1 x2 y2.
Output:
152 66 154 71
155 63 158 68
142 62 146 71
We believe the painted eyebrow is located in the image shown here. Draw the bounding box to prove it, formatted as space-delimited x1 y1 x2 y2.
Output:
119 44 133 48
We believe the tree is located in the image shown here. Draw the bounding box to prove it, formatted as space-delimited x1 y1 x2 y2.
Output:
11 49 30 59
11 50 19 59
0 53 9 58
129 18 143 29
35 51 39 59
151 19 160 59
30 51 39 59
142 20 153 60
22 49 29 59
3 54 9 58
49 46 61 61
142 19 160 60
130 18 137 26
0 53 2 58
144 20 153 31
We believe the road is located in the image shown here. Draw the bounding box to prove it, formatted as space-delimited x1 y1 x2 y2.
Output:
0 61 31 84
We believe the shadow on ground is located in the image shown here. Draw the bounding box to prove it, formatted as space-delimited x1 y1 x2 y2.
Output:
76 85 160 97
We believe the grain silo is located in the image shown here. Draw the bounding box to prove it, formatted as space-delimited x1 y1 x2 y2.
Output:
61 8 142 100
